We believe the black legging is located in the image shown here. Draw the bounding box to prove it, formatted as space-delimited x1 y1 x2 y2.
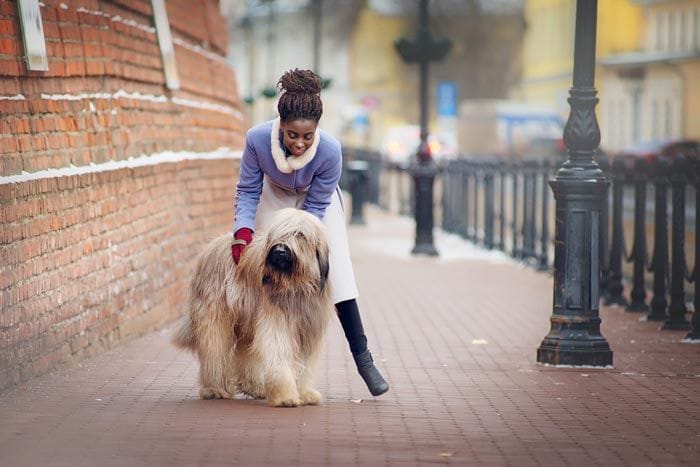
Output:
335 298 368 355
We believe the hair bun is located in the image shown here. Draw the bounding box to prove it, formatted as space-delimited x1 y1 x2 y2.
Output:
277 69 322 95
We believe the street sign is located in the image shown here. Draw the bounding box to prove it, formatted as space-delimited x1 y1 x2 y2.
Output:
437 81 457 117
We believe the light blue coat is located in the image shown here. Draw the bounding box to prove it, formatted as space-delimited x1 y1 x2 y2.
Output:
234 119 343 233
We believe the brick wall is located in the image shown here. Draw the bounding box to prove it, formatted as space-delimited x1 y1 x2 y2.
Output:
1 0 246 390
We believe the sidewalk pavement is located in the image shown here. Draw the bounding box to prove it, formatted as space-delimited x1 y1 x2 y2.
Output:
1 206 698 467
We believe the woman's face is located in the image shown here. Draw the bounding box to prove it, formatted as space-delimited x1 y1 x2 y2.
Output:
280 119 317 157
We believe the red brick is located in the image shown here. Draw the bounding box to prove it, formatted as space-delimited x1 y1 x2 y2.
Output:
0 1 15 16
0 59 21 76
57 8 79 25
44 60 66 77
0 37 20 55
0 18 15 35
64 60 86 76
62 42 84 58
42 22 61 40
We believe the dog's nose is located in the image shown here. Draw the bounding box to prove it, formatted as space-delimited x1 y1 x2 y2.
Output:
266 244 293 272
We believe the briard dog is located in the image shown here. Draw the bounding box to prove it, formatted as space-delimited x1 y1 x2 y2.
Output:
173 208 334 407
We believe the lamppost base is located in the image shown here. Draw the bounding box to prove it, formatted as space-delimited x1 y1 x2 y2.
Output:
625 302 649 313
645 309 668 322
411 242 438 256
662 320 691 331
410 162 438 257
537 346 613 367
537 315 613 367
537 333 613 367
603 295 628 307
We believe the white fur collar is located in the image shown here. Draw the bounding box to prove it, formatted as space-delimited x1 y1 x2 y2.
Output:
270 117 321 173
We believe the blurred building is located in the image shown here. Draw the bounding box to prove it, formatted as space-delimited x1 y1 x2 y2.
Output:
225 0 525 151
224 0 361 139
600 0 700 151
513 0 700 153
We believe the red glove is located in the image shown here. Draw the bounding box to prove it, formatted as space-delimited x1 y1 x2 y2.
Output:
231 228 253 265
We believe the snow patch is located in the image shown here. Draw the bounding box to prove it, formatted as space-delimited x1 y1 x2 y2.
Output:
361 221 513 264
538 363 615 370
0 148 242 185
35 90 240 118
0 94 26 101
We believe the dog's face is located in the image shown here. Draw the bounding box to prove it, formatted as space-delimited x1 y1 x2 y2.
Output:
238 209 330 295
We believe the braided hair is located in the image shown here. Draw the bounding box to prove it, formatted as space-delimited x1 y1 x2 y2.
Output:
276 69 323 123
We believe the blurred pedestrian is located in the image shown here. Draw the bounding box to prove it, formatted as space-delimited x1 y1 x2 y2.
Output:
231 68 389 397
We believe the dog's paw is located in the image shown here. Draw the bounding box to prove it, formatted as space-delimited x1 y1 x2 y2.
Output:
239 390 265 400
199 387 231 400
299 388 322 406
268 394 302 407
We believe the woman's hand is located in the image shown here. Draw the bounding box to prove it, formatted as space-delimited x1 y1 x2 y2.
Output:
231 228 253 264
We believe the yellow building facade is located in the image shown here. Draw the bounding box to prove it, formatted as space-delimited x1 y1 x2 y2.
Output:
516 0 643 117
599 0 700 151
516 0 700 152
345 7 412 149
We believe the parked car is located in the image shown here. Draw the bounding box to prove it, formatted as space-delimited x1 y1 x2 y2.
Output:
381 125 457 168
614 139 700 161
457 100 566 159
523 135 566 160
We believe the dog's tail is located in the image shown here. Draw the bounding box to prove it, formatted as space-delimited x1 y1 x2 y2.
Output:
172 234 235 351
172 314 197 350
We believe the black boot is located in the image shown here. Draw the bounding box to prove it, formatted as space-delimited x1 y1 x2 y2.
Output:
336 299 389 397
353 349 389 396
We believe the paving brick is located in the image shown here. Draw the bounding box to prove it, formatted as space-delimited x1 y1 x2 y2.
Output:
0 206 698 466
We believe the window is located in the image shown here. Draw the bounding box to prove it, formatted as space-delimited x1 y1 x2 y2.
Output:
651 100 659 140
679 9 687 50
695 8 700 49
619 99 628 149
647 6 700 53
668 11 676 51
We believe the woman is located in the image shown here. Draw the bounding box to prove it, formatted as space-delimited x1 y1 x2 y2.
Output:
231 68 389 396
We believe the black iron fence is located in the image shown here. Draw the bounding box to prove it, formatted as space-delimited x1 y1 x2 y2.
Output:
342 148 699 339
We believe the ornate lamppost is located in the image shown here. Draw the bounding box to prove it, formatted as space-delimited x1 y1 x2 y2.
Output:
536 0 613 367
395 0 452 256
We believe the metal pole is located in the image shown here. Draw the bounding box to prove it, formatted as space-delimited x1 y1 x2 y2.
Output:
687 165 700 340
409 0 438 256
598 155 610 299
312 0 321 74
647 157 670 322
473 167 480 244
441 163 452 231
664 157 690 330
462 162 471 238
537 0 613 367
626 158 649 312
538 159 550 270
484 164 495 250
605 158 627 306
511 162 520 258
499 162 506 251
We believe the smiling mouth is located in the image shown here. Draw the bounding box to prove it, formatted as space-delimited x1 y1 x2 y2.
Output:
291 147 305 156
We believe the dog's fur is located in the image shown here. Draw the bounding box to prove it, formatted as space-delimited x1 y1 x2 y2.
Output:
173 208 333 407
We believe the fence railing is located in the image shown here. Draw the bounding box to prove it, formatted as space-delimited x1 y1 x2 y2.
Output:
342 147 699 339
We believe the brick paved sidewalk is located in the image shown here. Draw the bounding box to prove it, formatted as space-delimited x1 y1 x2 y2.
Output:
1 206 698 466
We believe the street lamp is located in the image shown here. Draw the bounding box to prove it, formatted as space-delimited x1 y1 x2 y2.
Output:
536 0 613 367
395 0 452 256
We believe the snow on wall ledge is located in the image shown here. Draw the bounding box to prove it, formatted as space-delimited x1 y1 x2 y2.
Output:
0 0 245 177
0 148 242 185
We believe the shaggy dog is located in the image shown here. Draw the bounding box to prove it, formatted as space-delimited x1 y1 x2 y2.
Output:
173 208 334 407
